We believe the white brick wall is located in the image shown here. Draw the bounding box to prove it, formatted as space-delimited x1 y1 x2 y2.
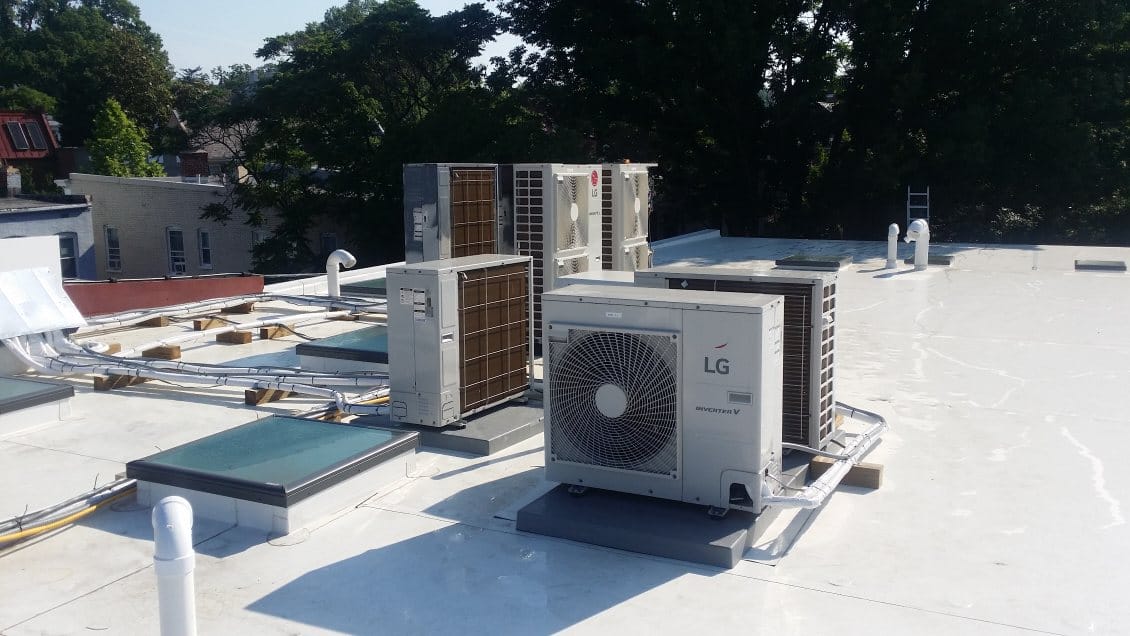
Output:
69 174 282 279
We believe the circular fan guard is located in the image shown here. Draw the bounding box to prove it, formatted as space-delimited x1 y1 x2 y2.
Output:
549 330 678 473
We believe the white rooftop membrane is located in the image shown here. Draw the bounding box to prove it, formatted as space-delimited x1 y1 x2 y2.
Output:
0 237 1128 634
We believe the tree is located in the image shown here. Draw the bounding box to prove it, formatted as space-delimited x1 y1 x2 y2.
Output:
0 85 57 111
86 98 164 177
500 1 845 238
206 0 552 270
0 0 172 144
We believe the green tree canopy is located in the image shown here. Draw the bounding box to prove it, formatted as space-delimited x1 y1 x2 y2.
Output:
86 97 164 177
206 0 564 271
0 0 172 144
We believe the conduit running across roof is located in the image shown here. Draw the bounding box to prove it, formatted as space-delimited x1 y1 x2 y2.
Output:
4 334 390 417
83 293 388 330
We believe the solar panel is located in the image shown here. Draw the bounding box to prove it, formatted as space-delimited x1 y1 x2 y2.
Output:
24 122 47 150
4 122 29 151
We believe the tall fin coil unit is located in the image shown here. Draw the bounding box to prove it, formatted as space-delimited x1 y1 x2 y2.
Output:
635 266 838 449
511 163 602 347
388 254 533 427
403 164 512 263
542 284 784 513
601 163 656 271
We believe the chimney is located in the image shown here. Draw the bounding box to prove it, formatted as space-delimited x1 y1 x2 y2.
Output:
4 166 21 197
179 151 210 183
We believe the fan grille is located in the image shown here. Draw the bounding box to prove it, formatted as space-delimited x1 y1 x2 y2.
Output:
548 329 679 475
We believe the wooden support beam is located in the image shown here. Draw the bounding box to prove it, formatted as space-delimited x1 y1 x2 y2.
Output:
94 374 150 391
244 388 293 405
216 331 253 345
808 456 884 490
193 317 227 331
137 316 169 328
103 343 122 355
141 345 181 360
259 326 286 340
221 302 255 314
329 314 358 321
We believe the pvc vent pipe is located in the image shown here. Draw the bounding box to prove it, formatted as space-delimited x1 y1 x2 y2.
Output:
152 496 197 636
904 219 930 271
886 224 899 269
326 249 357 298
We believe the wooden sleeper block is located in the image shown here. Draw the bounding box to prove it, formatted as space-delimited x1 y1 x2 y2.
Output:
141 345 181 360
808 455 884 490
244 388 293 405
137 316 169 328
259 326 285 340
103 343 122 355
216 331 253 344
193 317 227 331
94 374 150 391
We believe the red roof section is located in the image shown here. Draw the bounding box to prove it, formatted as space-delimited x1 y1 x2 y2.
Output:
0 111 59 161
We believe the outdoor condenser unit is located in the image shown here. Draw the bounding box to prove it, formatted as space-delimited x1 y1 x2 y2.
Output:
541 284 784 513
403 164 513 263
509 163 603 345
387 254 533 427
636 266 837 449
601 163 656 271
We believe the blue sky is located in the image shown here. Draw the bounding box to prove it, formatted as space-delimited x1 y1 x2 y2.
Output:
134 0 522 72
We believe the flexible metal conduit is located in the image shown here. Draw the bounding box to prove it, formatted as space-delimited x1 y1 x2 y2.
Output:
760 402 889 509
4 335 389 416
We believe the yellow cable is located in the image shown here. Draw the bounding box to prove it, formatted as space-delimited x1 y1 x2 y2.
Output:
0 488 135 545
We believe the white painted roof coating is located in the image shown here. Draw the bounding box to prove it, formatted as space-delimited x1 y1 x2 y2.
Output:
1 237 1128 635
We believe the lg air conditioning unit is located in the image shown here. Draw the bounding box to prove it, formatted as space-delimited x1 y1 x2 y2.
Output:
510 163 602 345
601 163 656 271
403 164 513 263
636 266 837 449
541 284 784 513
387 254 533 427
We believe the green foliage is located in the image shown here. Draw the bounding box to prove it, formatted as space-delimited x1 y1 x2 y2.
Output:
207 0 565 271
0 0 172 144
0 85 56 111
86 97 164 177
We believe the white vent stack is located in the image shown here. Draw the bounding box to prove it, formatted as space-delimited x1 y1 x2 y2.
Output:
905 219 930 270
325 249 356 298
887 223 899 269
152 496 197 636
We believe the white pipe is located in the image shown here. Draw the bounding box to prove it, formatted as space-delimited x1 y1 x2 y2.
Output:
326 249 357 298
760 402 888 509
83 293 384 329
904 219 930 271
152 496 196 636
5 335 389 416
886 223 899 269
112 310 353 358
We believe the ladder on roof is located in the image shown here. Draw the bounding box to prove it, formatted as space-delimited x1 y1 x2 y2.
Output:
907 186 930 226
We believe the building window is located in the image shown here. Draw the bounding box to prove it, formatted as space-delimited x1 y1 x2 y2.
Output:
58 233 77 279
320 233 337 259
104 226 121 272
198 229 213 269
166 227 187 275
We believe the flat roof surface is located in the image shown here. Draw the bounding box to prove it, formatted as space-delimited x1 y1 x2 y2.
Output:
2 238 1129 634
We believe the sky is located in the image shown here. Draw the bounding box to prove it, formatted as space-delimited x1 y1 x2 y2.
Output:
134 0 522 73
